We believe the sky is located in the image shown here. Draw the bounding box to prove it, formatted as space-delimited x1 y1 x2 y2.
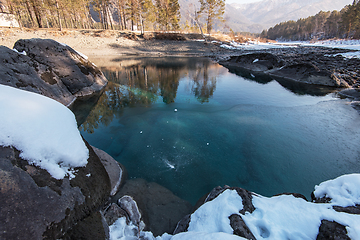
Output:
226 0 262 4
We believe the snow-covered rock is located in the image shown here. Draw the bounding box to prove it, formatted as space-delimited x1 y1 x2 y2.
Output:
0 85 111 239
110 175 360 240
172 176 360 240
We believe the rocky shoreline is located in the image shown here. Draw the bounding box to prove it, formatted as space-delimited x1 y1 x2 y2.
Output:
1 37 360 239
214 45 360 113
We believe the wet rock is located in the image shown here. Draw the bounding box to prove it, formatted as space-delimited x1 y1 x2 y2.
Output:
118 195 143 228
103 203 128 226
316 220 351 240
92 146 126 196
114 178 192 236
269 63 349 87
220 52 284 72
0 139 111 239
0 38 107 106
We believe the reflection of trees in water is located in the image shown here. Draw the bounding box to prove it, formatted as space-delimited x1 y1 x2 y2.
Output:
159 68 180 103
189 60 217 103
79 58 221 133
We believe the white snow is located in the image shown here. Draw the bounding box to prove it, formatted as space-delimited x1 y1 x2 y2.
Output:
188 189 243 234
313 174 360 207
109 174 360 240
220 40 295 50
221 38 360 57
242 193 360 239
0 84 88 179
12 48 27 56
166 231 247 240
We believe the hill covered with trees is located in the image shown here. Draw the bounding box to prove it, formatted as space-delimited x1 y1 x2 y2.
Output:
0 0 225 34
261 0 360 41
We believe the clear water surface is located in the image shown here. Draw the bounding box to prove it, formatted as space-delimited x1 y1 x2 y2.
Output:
77 57 360 204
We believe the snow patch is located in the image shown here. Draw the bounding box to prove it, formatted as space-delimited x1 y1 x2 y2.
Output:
0 84 88 179
109 174 360 239
188 189 243 234
314 174 360 207
12 48 27 56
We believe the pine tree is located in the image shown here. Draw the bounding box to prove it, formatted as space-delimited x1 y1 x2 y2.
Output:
155 0 180 31
197 0 225 35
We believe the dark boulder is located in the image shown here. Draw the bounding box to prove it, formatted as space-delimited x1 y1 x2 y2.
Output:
219 53 284 72
0 140 111 239
316 220 351 240
0 38 107 106
62 211 110 240
114 178 192 236
91 146 126 196
269 63 349 87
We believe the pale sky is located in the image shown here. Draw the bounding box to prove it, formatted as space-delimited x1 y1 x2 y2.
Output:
226 0 262 4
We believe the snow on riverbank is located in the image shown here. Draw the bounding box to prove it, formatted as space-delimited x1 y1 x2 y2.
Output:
109 174 360 240
220 38 360 59
0 84 88 179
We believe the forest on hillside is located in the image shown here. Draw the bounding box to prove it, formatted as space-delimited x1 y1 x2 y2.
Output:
0 0 225 34
261 0 360 41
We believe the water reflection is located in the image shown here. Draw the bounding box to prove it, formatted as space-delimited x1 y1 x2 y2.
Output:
78 57 223 132
77 57 360 205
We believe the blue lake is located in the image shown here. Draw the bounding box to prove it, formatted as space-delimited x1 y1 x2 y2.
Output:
78 57 360 204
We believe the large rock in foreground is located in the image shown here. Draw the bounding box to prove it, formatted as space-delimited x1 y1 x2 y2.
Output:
0 141 111 239
0 38 107 106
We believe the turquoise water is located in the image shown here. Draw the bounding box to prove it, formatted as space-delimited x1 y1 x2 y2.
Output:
79 57 360 204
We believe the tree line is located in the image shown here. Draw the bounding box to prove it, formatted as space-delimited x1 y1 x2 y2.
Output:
1 0 225 34
261 0 360 40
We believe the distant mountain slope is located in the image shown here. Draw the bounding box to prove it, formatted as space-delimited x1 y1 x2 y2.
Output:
226 0 353 33
179 0 352 33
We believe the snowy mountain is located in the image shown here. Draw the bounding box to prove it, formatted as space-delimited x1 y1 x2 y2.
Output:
225 0 353 33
